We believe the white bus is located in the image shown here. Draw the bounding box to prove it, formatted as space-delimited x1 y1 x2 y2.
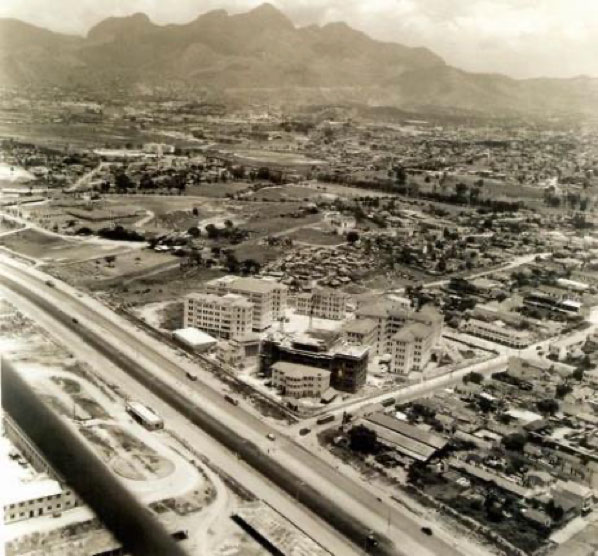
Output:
125 401 164 431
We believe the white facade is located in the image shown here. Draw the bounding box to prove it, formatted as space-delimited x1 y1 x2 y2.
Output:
356 301 443 355
460 318 532 349
271 362 330 399
3 417 79 524
390 323 435 374
4 479 78 524
206 276 287 330
184 292 253 339
296 287 349 320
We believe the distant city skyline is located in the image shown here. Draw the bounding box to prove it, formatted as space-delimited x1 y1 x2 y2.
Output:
1 0 597 80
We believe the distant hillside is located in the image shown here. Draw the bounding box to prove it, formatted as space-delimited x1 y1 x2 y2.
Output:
1 3 597 118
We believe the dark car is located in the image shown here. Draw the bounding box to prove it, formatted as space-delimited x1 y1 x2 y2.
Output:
72 318 79 324
421 526 433 536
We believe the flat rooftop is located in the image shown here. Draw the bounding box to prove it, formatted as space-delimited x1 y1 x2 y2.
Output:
209 275 283 294
173 327 217 346
1 434 62 507
271 361 329 379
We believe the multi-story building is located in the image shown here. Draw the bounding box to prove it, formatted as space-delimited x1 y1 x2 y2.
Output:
390 323 436 374
295 286 349 320
3 416 79 524
206 275 287 330
356 301 443 355
183 292 253 340
342 318 378 348
460 317 532 349
271 361 330 399
260 331 368 393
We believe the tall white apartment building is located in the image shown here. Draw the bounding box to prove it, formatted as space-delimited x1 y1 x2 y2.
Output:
390 323 436 374
296 286 349 320
184 293 253 340
356 300 443 355
206 276 287 331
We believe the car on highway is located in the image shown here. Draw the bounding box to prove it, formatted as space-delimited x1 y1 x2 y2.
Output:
185 372 197 381
421 526 433 536
45 280 55 287
72 318 79 324
266 433 276 441
224 394 239 406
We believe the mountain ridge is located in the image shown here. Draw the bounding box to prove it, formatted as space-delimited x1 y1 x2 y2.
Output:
1 3 596 118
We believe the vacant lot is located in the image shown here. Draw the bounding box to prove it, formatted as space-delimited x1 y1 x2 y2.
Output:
186 182 252 198
288 228 345 246
0 228 69 258
252 185 321 202
46 248 175 287
107 195 199 216
229 148 324 167
314 181 396 198
66 206 141 222
104 266 225 305
1 228 127 262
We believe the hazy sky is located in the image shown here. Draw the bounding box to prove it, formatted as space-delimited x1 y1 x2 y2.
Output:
1 0 597 79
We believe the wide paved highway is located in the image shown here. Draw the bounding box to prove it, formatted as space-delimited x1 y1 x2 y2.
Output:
0 255 489 556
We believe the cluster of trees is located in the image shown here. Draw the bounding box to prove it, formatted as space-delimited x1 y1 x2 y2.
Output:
223 252 261 275
204 221 249 244
418 190 523 212
97 225 145 242
348 425 378 454
544 190 590 212
463 371 484 384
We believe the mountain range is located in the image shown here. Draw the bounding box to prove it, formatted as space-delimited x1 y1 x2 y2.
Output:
1 3 597 118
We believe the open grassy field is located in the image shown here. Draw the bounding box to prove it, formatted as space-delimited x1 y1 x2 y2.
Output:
288 227 345 246
251 185 322 202
314 181 396 198
228 148 325 167
103 266 225 305
243 212 322 236
185 182 252 198
230 242 282 265
414 173 545 201
0 228 127 261
107 195 200 216
46 248 175 286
